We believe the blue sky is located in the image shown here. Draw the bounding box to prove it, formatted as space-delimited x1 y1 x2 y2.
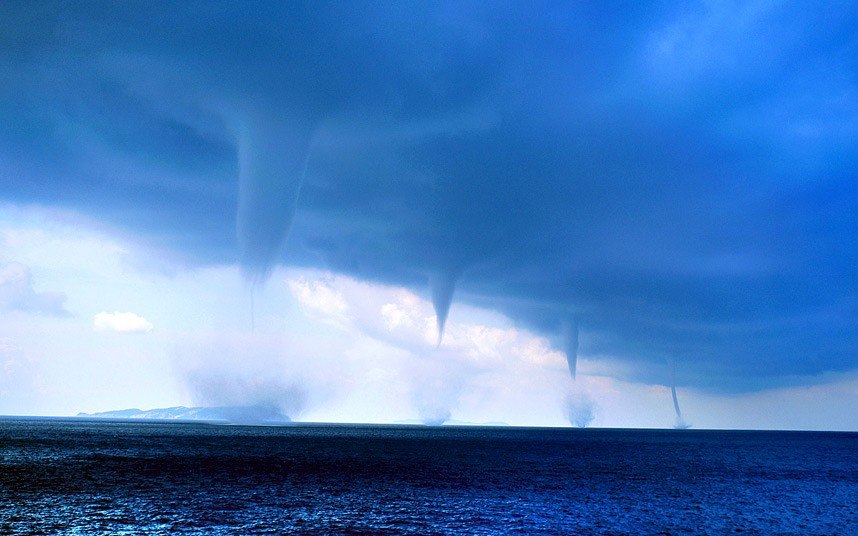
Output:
0 1 856 429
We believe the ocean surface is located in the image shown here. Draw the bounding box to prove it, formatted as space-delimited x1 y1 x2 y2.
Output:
0 419 855 535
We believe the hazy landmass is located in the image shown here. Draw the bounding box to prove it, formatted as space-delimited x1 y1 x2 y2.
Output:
77 408 509 427
77 405 291 425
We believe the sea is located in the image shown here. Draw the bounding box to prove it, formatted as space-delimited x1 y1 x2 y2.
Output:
0 419 855 535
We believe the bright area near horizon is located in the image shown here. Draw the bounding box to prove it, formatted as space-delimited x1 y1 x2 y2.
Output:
1 204 855 431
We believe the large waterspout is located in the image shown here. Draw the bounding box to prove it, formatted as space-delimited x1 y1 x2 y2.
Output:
236 116 314 285
561 317 579 379
430 266 461 346
671 360 690 429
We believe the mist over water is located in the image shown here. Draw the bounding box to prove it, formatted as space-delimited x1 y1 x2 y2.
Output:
564 382 595 428
171 333 310 423
415 403 452 427
183 372 306 424
409 358 465 426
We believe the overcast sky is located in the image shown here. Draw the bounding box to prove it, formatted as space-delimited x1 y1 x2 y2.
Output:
1 1 856 429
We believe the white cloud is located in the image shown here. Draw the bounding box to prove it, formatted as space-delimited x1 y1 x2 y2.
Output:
93 311 153 333
380 301 415 330
284 269 573 424
286 270 569 368
0 204 129 277
287 276 349 320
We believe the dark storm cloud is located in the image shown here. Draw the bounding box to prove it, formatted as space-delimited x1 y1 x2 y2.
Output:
1 1 856 391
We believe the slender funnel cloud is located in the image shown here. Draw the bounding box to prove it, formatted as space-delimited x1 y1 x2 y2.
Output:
236 116 315 284
430 266 461 346
561 317 579 379
671 360 691 429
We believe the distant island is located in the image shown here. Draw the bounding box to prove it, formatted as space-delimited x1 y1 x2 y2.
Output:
76 407 510 427
77 405 291 425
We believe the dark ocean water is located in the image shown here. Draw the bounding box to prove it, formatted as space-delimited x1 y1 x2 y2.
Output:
0 419 855 535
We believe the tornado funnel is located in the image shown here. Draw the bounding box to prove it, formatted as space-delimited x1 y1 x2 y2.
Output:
561 317 579 379
430 266 460 346
670 360 691 429
236 118 314 284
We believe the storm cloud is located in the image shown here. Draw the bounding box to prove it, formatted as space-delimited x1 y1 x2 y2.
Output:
1 1 856 393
